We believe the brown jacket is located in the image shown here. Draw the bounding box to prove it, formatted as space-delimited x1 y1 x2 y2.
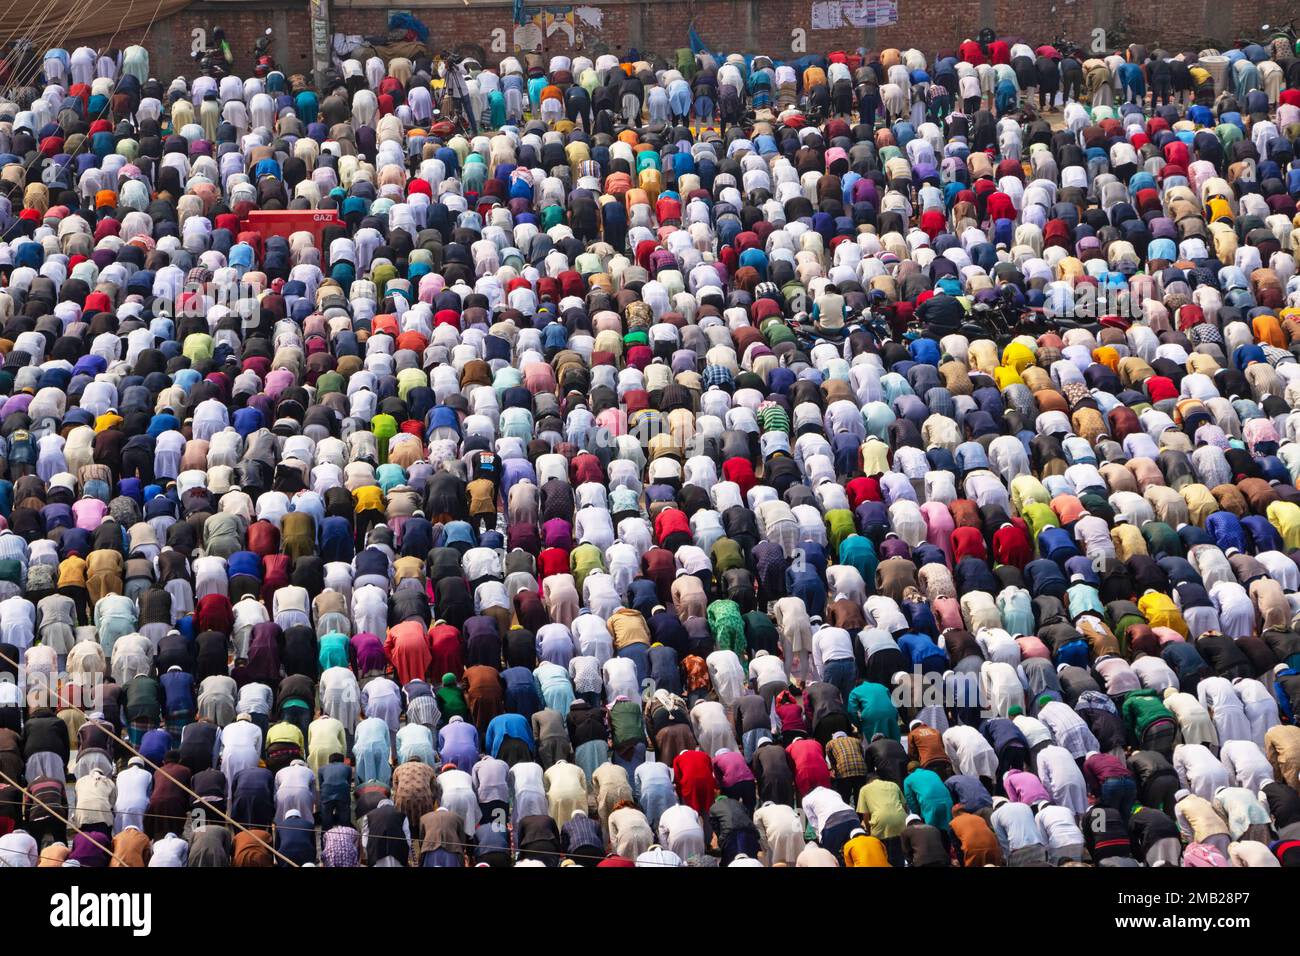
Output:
110 827 153 867
907 725 949 771
950 811 1003 867
417 807 467 858
1266 725 1300 789
876 558 918 603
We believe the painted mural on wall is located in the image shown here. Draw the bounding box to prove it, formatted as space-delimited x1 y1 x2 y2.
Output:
512 5 605 52
810 0 899 30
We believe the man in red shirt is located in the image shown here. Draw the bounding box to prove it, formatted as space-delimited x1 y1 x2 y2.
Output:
672 747 716 815
950 525 989 564
958 38 986 64
788 737 833 797
654 507 692 551
993 521 1032 568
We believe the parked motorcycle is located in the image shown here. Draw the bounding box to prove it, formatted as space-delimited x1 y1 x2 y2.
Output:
1049 34 1081 59
1261 20 1299 59
193 26 233 79
253 28 276 76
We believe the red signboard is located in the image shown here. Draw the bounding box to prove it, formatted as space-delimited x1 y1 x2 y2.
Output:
239 210 342 245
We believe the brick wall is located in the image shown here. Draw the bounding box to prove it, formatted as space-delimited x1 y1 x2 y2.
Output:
73 2 313 79
46 0 1300 77
326 0 1300 61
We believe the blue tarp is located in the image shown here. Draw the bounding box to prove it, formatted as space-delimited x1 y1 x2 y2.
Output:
388 11 429 42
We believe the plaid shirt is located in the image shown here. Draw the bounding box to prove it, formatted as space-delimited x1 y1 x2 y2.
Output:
321 826 361 867
702 365 734 390
752 540 788 593
561 814 605 858
825 734 868 780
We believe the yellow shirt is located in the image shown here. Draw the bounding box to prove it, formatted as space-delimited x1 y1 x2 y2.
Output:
843 834 891 867
1267 500 1300 551
182 332 214 364
993 365 1024 389
859 438 890 477
1110 523 1148 562
94 412 123 433
1000 342 1036 374
58 555 88 589
266 722 305 750
1138 590 1188 637
606 607 651 650
1180 484 1218 527
353 485 384 513
1010 475 1050 515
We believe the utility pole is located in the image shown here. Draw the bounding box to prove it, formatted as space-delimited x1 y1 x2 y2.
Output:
861 27 876 58
310 0 332 87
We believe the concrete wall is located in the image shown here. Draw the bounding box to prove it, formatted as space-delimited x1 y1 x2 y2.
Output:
61 0 1299 78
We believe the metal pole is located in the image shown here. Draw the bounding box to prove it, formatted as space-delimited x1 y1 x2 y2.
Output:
310 0 332 87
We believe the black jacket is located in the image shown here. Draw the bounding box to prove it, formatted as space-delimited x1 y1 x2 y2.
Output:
20 709 68 763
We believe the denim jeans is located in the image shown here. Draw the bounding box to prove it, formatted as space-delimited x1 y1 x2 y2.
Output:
821 658 856 705
1100 776 1138 816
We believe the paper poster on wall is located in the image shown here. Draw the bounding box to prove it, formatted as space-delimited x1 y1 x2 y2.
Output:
512 5 606 51
847 0 898 27
811 0 898 29
574 6 602 30
811 0 842 30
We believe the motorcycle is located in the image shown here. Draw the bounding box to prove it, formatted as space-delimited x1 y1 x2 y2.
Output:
253 28 276 77
1261 20 1299 59
784 305 895 353
920 293 1083 349
785 286 1091 356
1049 34 1080 59
193 26 233 79
192 48 228 80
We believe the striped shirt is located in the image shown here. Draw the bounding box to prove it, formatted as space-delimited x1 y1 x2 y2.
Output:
405 695 441 731
757 402 791 434
0 532 28 572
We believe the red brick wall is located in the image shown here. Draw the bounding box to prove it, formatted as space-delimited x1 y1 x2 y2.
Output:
53 0 1300 77
332 0 1300 61
74 3 313 79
